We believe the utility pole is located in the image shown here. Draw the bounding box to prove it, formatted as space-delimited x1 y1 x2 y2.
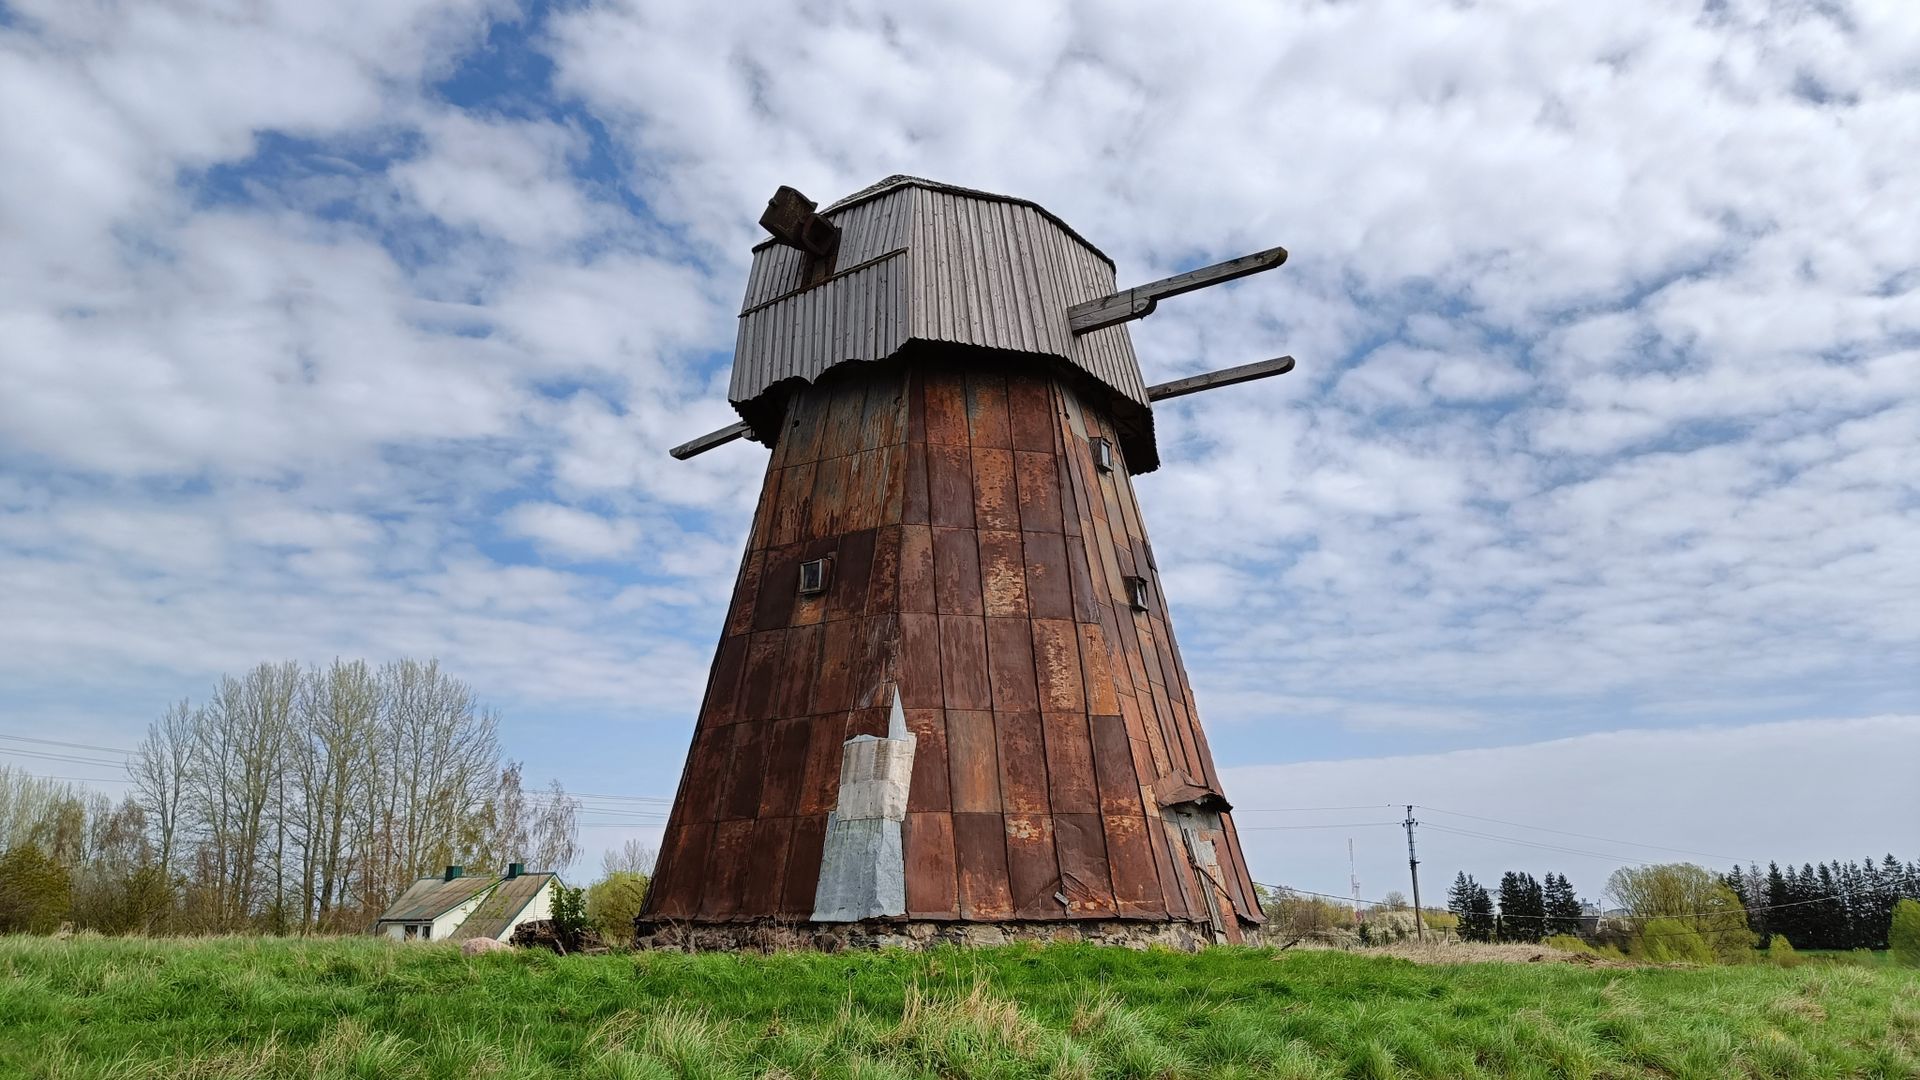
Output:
1349 838 1362 926
1404 805 1425 942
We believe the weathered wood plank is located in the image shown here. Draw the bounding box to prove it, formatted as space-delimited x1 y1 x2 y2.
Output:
1068 245 1288 334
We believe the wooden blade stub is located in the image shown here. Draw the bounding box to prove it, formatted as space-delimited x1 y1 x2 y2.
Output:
669 420 753 460
1069 245 1288 335
1146 356 1295 402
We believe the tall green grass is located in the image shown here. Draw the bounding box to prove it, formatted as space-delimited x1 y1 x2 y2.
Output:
0 934 1915 1078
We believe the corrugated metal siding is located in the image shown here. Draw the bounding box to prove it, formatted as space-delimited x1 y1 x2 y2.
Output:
730 179 1148 418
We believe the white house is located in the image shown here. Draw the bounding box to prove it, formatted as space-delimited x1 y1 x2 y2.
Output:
373 864 560 943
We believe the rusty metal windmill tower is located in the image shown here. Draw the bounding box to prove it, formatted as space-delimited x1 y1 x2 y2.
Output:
640 176 1294 949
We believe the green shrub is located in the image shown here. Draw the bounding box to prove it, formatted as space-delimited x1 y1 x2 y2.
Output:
1635 918 1713 964
1766 935 1799 966
1544 935 1593 956
1891 899 1920 967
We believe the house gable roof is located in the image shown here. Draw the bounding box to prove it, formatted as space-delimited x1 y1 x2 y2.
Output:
450 873 558 941
376 874 500 922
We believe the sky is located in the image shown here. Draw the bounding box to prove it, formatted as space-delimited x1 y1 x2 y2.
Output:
0 0 1915 904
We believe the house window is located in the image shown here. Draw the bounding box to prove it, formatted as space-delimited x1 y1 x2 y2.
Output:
799 557 831 596
1124 575 1150 611
1090 437 1114 473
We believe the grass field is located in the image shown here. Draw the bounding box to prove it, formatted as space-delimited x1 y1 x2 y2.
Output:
1 936 1916 1079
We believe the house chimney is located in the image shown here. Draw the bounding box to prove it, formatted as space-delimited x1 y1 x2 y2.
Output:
444 865 464 881
506 862 524 879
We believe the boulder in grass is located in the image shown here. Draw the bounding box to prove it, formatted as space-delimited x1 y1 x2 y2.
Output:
461 937 512 957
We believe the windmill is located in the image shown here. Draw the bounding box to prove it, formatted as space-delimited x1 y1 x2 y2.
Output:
642 176 1295 948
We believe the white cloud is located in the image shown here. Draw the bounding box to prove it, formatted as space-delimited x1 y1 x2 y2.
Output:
500 502 640 560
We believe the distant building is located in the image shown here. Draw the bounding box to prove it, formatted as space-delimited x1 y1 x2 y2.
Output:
373 864 560 943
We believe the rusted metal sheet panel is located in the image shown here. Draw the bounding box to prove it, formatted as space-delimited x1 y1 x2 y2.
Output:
1054 813 1117 916
1022 530 1073 620
938 614 992 710
970 448 1018 535
895 611 942 709
757 716 812 818
931 526 983 616
770 624 822 720
903 708 950 812
781 814 829 916
926 444 975 529
701 819 755 920
964 372 1012 449
866 526 902 617
1031 619 1084 713
1005 814 1061 918
848 614 898 709
737 631 785 725
797 715 846 816
698 635 749 728
718 720 768 820
995 709 1049 813
1078 624 1122 716
1006 374 1055 453
902 439 931 524
903 811 960 918
953 812 1014 920
898 524 936 613
753 544 802 630
675 725 733 826
978 530 1027 618
945 709 1001 812
1102 813 1164 917
1088 714 1140 816
810 618 859 715
648 818 710 919
985 617 1039 713
1013 450 1063 533
724 550 765 638
1042 710 1100 815
922 370 970 445
740 817 795 916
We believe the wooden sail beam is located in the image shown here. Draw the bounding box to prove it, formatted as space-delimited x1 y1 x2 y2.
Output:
1145 355 1294 401
1068 245 1288 335
669 420 752 460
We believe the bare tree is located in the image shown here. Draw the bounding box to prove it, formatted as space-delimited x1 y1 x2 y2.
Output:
601 838 656 878
130 700 195 886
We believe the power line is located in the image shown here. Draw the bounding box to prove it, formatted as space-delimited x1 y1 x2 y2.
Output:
0 733 136 756
1422 823 1657 867
1234 804 1401 814
1237 821 1402 832
0 746 128 769
1415 804 1743 863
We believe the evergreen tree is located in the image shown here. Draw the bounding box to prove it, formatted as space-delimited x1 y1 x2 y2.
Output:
1543 872 1583 937
1468 883 1496 942
1497 871 1546 943
1764 862 1792 946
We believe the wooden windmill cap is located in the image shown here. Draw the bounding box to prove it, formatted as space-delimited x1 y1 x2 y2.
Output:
732 175 1161 472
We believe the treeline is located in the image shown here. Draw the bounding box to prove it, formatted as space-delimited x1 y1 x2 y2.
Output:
0 659 578 936
1443 856 1920 959
1445 871 1584 943
1725 858 1920 951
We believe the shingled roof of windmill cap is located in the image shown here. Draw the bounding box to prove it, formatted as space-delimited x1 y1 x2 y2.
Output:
753 174 1116 269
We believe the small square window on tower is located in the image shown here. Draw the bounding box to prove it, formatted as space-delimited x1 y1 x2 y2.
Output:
1090 436 1115 472
1124 575 1150 611
798 557 832 596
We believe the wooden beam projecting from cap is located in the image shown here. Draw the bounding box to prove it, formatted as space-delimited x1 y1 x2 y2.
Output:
1068 245 1288 335
1145 355 1294 401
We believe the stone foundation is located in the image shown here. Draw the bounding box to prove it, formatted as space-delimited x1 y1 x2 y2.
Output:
631 918 1249 953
